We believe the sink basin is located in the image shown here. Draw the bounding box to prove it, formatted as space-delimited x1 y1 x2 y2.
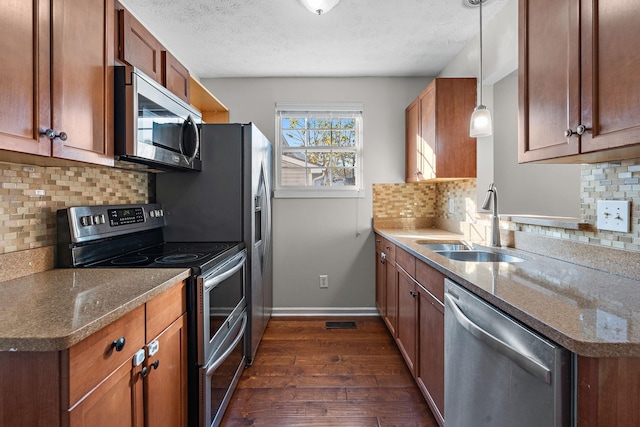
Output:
420 243 471 251
436 250 525 263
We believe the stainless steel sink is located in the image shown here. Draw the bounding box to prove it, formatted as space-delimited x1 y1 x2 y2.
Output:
420 243 471 251
436 250 525 263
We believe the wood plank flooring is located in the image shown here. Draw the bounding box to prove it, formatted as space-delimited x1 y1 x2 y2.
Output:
220 316 439 427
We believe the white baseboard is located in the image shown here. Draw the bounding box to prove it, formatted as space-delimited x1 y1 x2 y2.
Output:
271 307 380 317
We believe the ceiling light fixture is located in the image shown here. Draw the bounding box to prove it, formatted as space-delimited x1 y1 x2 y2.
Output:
467 0 493 138
298 0 340 15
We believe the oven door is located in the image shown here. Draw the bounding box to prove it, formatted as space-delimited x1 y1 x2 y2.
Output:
199 310 246 427
197 249 247 365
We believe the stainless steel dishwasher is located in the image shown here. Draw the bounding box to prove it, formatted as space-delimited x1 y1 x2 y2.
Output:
444 279 571 427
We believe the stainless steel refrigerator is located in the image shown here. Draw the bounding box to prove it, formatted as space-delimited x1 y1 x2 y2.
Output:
156 123 272 364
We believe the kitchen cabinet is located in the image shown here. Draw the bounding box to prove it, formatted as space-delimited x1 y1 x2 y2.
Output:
405 78 477 182
415 260 445 427
0 0 114 166
396 248 417 375
374 239 445 426
116 4 191 103
0 280 187 427
375 235 398 336
117 6 163 84
163 51 191 104
519 0 640 163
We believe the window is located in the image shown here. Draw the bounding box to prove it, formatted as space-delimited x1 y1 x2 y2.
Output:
275 102 364 198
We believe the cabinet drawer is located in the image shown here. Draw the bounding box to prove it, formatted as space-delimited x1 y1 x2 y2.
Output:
146 281 186 341
396 247 415 278
65 304 145 407
382 239 396 262
416 259 445 303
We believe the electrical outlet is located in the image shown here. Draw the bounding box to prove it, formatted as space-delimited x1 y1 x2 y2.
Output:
596 200 631 232
319 275 329 288
448 199 455 214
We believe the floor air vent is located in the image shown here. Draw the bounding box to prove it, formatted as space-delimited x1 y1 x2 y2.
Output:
325 321 357 329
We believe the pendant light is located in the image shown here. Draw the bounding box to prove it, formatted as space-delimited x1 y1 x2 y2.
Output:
469 0 493 138
298 0 340 15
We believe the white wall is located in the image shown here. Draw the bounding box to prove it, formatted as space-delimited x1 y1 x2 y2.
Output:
439 0 580 217
202 77 430 313
493 72 580 215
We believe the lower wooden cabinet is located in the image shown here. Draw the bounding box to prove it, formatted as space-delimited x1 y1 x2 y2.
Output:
416 276 445 426
375 234 398 336
396 266 418 375
0 280 187 427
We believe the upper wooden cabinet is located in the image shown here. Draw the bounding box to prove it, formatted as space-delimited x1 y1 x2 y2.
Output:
519 0 640 163
405 78 477 182
116 5 191 103
118 7 162 84
163 51 191 104
52 0 114 166
0 0 114 166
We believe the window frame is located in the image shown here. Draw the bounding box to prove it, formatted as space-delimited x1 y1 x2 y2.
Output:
274 102 364 199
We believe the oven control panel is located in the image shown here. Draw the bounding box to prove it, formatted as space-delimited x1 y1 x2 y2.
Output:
58 203 165 243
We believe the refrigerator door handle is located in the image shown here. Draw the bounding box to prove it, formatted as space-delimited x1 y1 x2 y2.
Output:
444 292 552 384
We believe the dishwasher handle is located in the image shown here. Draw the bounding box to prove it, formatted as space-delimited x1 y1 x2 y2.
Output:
444 292 552 384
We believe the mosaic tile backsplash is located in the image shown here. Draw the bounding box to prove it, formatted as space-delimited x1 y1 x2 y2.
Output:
373 158 640 253
0 161 151 254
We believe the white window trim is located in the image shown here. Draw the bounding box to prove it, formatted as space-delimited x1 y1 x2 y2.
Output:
274 102 364 199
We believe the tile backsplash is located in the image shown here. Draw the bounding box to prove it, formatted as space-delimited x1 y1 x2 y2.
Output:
373 158 640 253
0 161 151 254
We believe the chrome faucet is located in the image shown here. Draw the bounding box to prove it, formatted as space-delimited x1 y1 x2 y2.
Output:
481 183 500 247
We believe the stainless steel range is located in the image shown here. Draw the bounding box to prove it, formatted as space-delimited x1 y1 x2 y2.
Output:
57 203 246 427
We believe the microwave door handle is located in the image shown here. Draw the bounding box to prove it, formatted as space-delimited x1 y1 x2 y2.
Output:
205 313 247 376
180 114 200 162
203 252 246 291
444 293 552 384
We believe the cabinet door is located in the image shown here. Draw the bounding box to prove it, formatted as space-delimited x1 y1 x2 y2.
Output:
118 8 162 84
145 314 188 427
417 285 444 426
419 84 437 180
396 267 417 375
375 248 386 317
51 0 114 166
405 98 422 182
518 0 581 162
384 262 397 337
0 0 51 157
162 51 190 103
66 359 144 427
580 0 640 154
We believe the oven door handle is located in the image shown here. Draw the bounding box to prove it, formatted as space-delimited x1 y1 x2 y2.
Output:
206 313 247 376
203 251 246 291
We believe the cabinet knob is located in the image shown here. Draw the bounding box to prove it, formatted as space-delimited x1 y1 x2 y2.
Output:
40 128 68 141
409 290 418 298
380 252 386 264
564 125 590 138
140 359 160 378
111 337 126 352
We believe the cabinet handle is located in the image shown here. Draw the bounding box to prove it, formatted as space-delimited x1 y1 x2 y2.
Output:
380 252 386 264
111 337 126 352
140 359 160 378
564 125 590 138
40 128 68 141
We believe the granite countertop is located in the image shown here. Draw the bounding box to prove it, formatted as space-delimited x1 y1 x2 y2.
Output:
375 228 640 358
0 268 191 352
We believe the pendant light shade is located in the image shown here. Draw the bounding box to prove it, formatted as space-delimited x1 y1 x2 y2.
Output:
298 0 340 15
470 105 493 137
469 0 493 138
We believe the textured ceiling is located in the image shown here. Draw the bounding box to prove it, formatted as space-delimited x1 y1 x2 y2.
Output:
120 0 510 78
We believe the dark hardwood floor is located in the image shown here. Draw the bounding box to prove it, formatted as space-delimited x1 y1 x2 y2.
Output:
220 316 439 427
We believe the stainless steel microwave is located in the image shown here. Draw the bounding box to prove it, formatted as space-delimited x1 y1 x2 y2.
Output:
114 66 202 171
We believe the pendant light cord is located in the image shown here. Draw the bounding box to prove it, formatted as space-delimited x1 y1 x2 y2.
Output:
479 0 483 105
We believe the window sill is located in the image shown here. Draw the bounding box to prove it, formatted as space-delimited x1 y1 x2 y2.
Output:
273 189 365 199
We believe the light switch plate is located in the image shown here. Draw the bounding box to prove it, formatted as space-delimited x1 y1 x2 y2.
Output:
596 200 631 232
